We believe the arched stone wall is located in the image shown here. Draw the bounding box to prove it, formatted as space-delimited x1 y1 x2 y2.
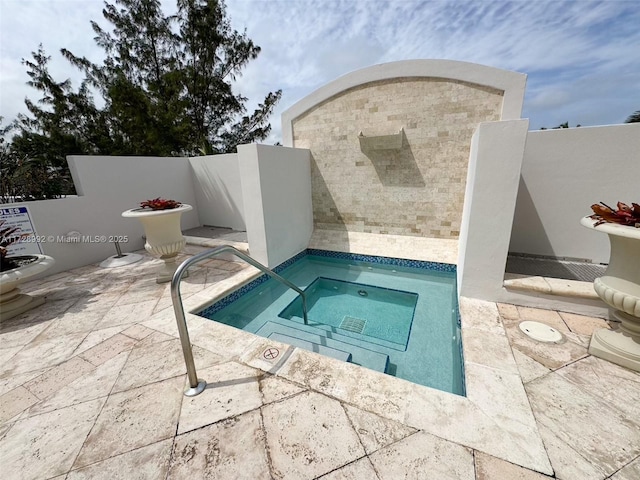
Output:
282 60 526 239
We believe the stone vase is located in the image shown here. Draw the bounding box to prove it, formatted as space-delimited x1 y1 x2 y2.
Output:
0 254 55 320
122 204 193 283
581 216 640 372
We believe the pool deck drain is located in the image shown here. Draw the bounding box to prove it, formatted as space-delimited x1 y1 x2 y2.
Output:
519 321 564 343
340 315 367 334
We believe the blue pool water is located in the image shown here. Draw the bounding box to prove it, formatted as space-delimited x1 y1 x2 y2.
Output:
197 250 465 395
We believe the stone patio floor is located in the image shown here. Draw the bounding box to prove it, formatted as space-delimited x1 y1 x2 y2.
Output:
1 244 639 479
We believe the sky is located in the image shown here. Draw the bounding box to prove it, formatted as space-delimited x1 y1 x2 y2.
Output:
1 0 639 144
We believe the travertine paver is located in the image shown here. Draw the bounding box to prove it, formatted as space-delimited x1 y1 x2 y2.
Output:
111 338 222 393
526 372 640 477
474 452 555 480
74 376 184 468
72 325 133 356
0 385 39 422
0 346 22 366
610 457 640 480
369 431 475 480
536 423 606 479
461 297 506 334
25 351 129 417
512 349 551 384
0 319 50 349
262 391 365 479
465 363 538 432
0 368 45 396
94 298 159 330
178 361 263 435
318 457 380 479
342 404 417 454
0 398 105 480
1 331 88 376
36 303 114 339
169 410 271 480
120 323 155 341
461 327 519 373
259 374 306 404
24 357 96 398
78 332 137 366
554 355 640 421
66 439 173 480
23 355 95 399
278 348 413 423
405 380 552 474
558 311 612 336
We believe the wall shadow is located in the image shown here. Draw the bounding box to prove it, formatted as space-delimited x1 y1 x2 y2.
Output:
309 152 347 233
360 130 425 187
507 177 580 280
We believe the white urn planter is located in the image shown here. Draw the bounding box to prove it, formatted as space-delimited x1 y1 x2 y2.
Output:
581 216 640 372
0 254 55 321
122 204 192 283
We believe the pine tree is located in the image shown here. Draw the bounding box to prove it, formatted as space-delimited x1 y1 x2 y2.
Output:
4 0 281 200
625 111 640 123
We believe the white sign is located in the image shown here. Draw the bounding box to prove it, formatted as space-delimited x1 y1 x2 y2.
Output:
0 206 43 255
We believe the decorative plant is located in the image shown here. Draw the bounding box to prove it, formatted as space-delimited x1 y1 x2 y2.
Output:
590 201 640 228
139 198 182 210
0 220 29 271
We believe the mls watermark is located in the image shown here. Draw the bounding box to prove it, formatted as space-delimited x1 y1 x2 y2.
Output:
21 233 129 244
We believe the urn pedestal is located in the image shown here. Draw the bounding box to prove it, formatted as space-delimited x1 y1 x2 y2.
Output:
122 204 192 283
0 255 55 321
581 217 640 372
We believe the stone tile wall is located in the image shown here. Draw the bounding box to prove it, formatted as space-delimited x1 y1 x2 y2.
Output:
292 77 503 238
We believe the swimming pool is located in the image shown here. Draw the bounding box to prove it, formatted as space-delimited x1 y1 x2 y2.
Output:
197 249 464 396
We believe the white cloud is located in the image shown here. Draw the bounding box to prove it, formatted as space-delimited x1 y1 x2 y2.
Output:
1 0 638 139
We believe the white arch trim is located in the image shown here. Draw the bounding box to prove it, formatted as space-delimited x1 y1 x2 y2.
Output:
281 59 527 146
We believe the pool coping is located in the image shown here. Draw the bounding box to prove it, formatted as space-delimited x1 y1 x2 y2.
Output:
151 234 553 475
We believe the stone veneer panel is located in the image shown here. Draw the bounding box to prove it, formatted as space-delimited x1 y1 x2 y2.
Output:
292 77 503 238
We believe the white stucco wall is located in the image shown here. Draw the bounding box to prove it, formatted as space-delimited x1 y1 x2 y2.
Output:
458 119 529 299
238 144 313 268
188 154 245 231
11 155 200 275
510 124 640 264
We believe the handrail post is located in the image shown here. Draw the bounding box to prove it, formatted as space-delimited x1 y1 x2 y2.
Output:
170 245 308 396
171 260 206 397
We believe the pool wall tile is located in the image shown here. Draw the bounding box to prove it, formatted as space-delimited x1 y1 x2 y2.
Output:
197 249 455 318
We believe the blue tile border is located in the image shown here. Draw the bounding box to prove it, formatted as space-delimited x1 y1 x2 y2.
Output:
197 249 456 318
306 249 456 273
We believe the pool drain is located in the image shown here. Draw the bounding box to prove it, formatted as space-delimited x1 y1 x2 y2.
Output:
519 321 563 343
340 316 367 334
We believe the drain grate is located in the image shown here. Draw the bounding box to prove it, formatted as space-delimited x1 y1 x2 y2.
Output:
340 316 367 334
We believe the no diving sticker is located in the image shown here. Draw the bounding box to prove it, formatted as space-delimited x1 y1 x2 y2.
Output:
263 347 280 360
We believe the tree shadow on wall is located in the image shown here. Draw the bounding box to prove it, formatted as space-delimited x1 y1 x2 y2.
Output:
360 129 425 187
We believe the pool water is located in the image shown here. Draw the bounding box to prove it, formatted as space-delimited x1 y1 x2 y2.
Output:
197 250 465 396
279 277 417 349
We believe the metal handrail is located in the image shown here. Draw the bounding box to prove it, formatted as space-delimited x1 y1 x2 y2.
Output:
171 245 309 396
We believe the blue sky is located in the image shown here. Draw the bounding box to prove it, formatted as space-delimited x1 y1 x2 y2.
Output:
1 0 639 143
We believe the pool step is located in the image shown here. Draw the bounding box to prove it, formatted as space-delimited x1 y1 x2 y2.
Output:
284 315 406 352
268 333 352 363
256 321 390 373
